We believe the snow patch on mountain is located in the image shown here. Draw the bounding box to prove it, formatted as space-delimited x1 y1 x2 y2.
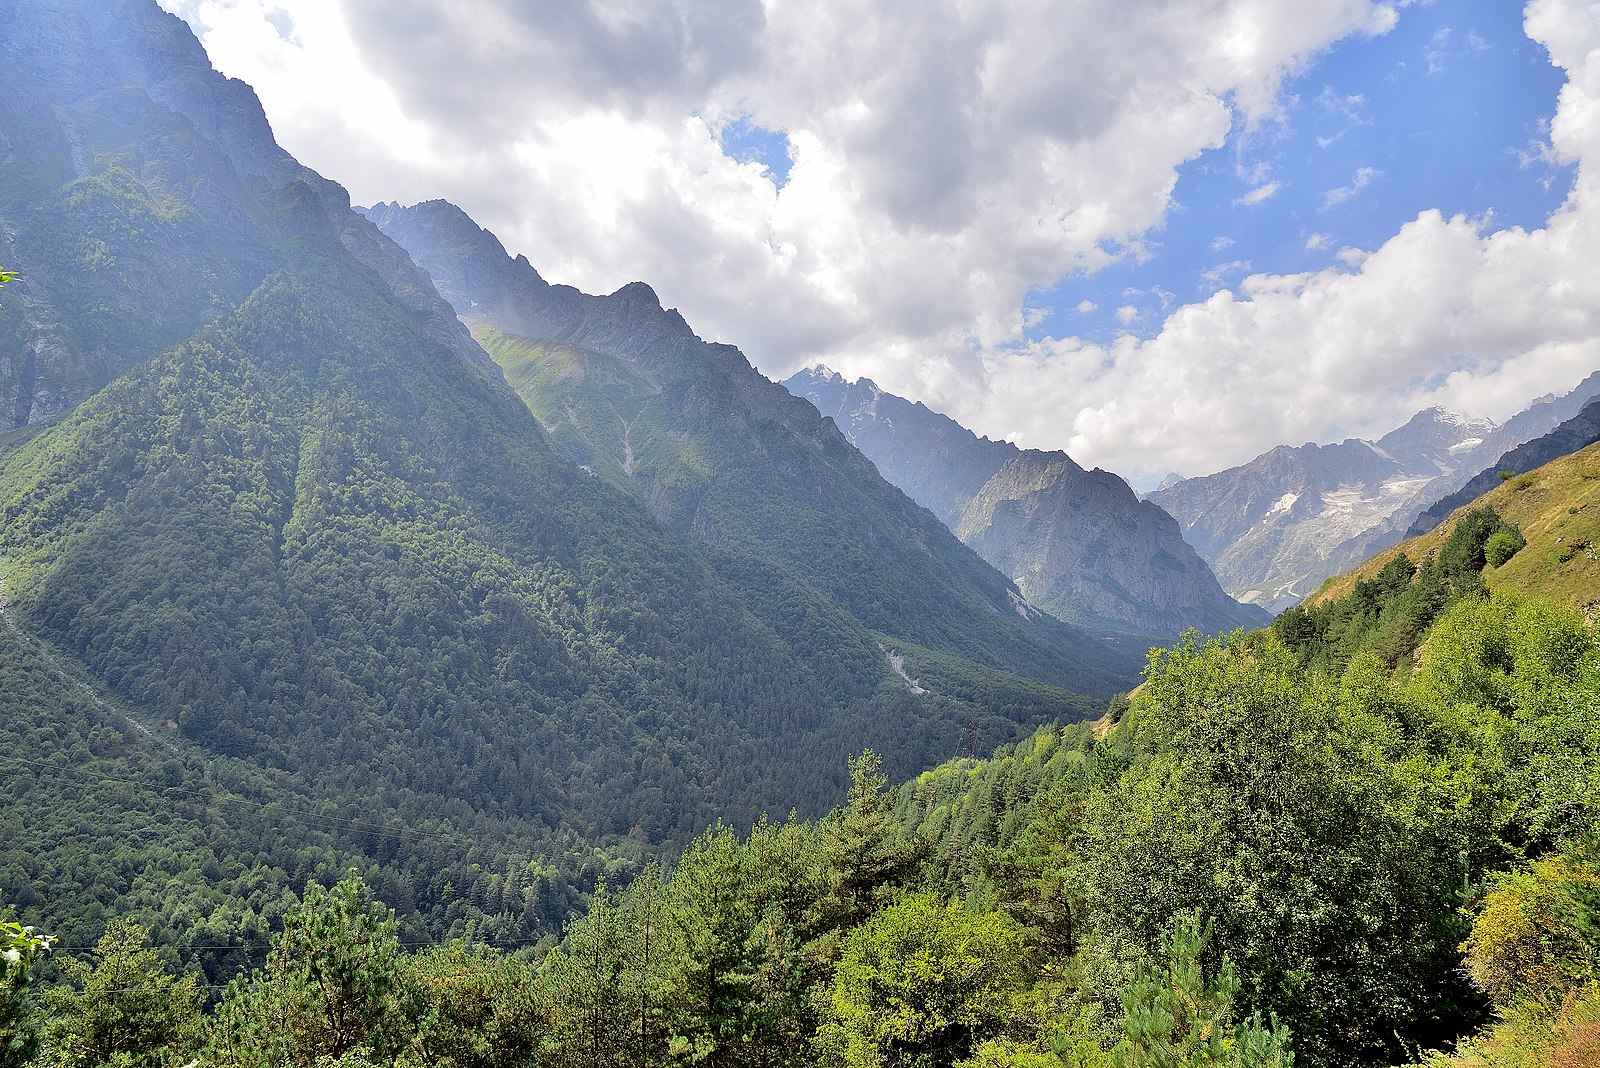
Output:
1149 378 1600 613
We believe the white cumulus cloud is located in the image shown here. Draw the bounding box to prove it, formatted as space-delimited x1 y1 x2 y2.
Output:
1235 181 1282 206
957 0 1600 483
1321 166 1382 209
156 0 1592 486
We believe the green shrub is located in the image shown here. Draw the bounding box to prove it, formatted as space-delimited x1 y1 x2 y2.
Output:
1485 530 1525 568
1461 851 1600 1007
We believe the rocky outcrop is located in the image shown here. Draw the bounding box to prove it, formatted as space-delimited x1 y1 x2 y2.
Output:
786 368 1267 637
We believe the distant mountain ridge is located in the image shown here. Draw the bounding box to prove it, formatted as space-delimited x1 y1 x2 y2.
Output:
1312 435 1600 618
1407 395 1600 538
1148 372 1600 611
362 199 1144 692
783 368 1268 637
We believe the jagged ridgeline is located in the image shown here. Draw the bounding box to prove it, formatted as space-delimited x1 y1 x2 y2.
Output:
360 199 1141 689
1148 374 1600 613
0 0 1135 959
784 367 1269 637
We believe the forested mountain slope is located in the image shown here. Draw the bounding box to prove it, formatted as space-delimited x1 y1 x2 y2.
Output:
9 500 1596 1068
0 0 1127 962
362 199 1141 686
0 0 495 430
782 367 1266 637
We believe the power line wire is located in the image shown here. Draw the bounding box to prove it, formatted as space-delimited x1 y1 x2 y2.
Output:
2 753 493 848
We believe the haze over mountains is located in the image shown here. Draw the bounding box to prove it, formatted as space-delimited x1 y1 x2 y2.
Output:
0 0 1137 943
1148 372 1600 611
784 367 1267 637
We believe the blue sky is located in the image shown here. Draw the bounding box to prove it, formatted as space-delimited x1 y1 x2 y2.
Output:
1031 0 1572 346
163 0 1600 483
716 117 793 190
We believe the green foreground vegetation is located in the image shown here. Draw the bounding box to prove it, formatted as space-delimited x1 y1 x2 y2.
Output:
3 506 1597 1068
0 252 1109 957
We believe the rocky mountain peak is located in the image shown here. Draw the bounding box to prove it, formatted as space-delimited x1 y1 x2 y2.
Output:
1376 405 1496 473
1150 378 1597 612
363 200 707 366
611 280 663 306
783 372 1267 636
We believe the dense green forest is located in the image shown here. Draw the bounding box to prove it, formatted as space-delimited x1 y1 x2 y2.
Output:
0 1 1134 970
4 505 1597 1067
0 252 1102 959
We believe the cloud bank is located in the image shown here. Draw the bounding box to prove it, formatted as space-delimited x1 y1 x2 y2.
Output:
971 0 1599 480
158 0 1591 483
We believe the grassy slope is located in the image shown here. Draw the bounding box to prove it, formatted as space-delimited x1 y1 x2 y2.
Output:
1310 440 1600 614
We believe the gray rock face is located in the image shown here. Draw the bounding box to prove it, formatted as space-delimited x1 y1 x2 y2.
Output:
1148 372 1600 611
1408 397 1600 537
786 368 1268 637
361 200 706 374
367 200 1146 694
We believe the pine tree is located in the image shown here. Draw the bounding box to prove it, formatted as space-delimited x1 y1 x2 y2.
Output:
817 752 919 935
1114 912 1293 1068
542 880 636 1068
208 873 409 1068
39 919 204 1068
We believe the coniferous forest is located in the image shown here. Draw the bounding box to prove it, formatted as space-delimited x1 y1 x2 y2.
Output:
3 3 1600 1067
5 498 1600 1066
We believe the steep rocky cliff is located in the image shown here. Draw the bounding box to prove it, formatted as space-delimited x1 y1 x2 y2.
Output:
786 368 1267 636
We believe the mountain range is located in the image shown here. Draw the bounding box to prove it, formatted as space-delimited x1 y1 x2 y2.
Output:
1312 432 1600 618
1147 372 1600 611
6 9 1600 1066
783 368 1267 636
357 199 1145 683
1406 394 1600 539
0 0 1143 946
